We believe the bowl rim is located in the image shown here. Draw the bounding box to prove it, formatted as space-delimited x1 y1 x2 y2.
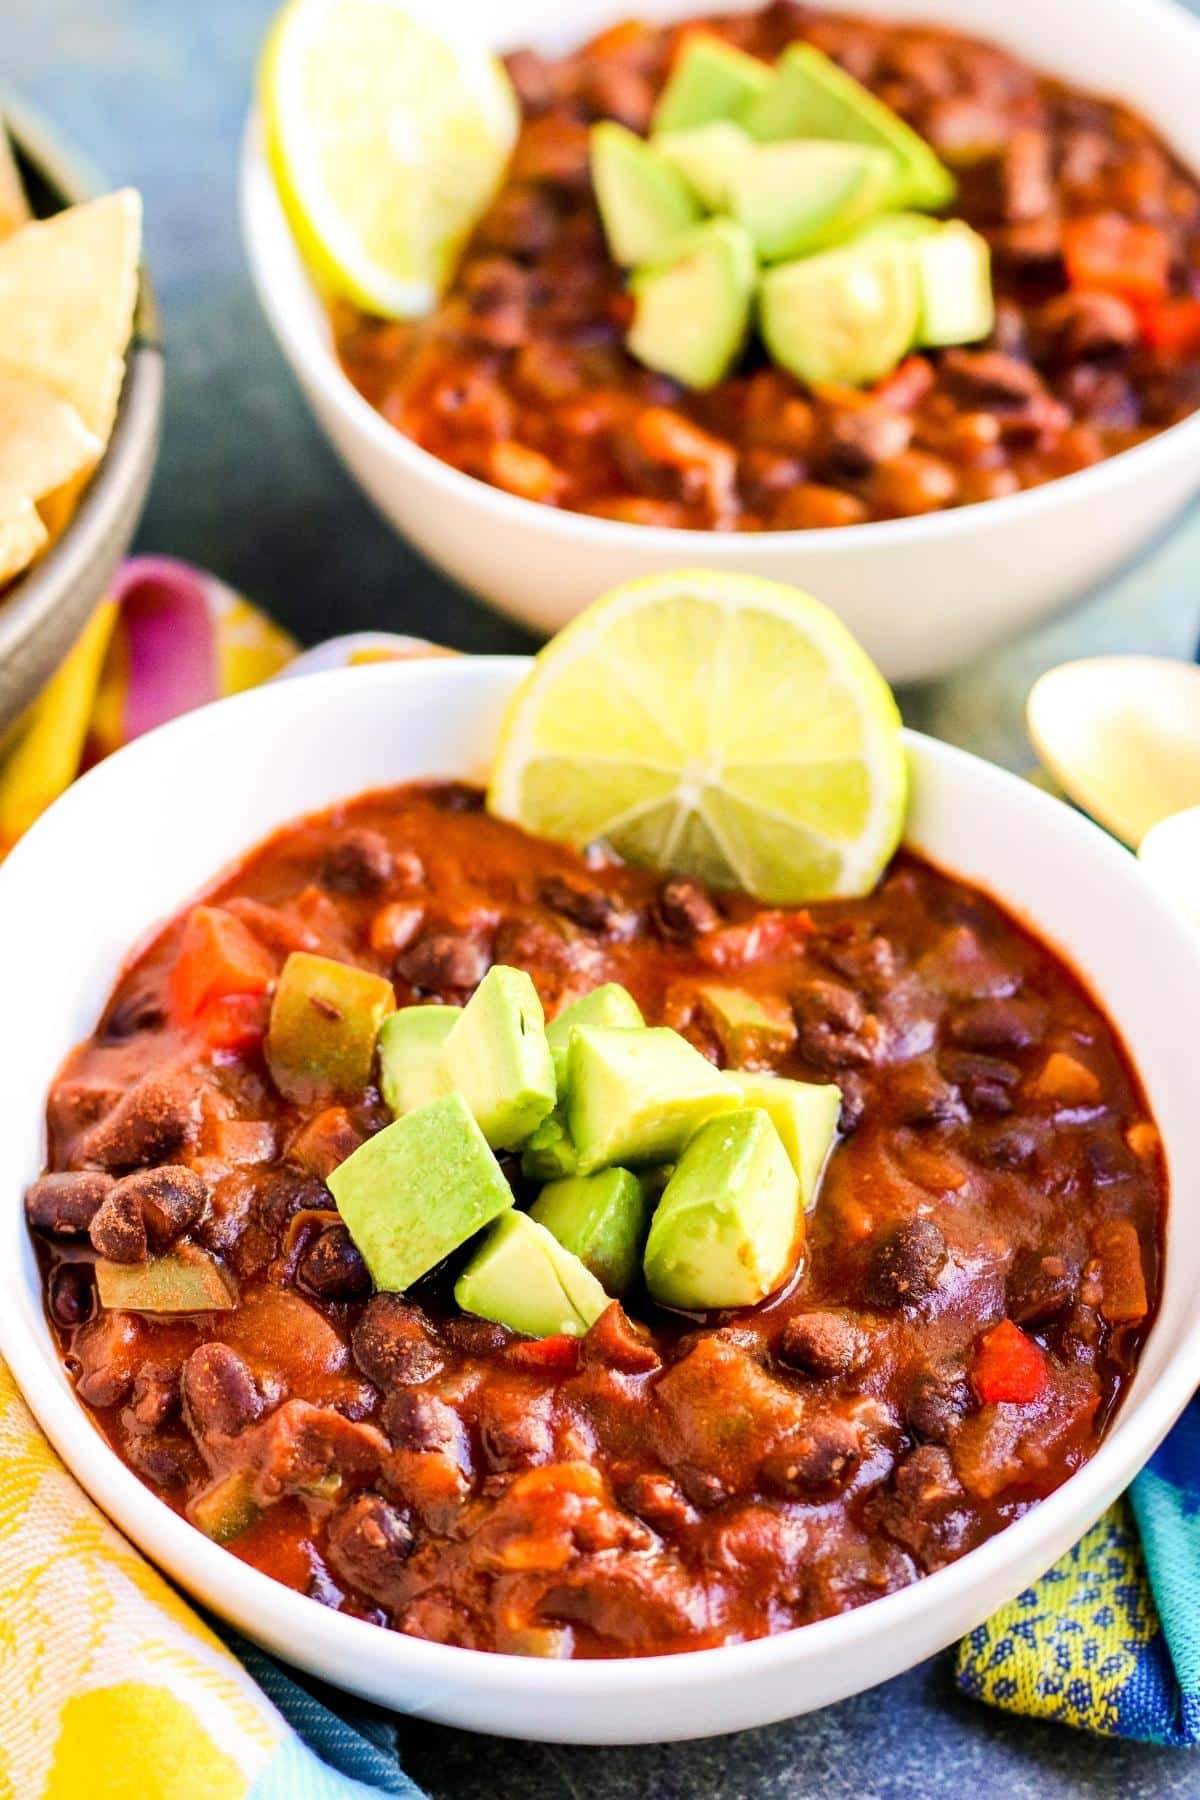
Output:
1 653 1198 1726
238 0 1200 562
0 101 164 705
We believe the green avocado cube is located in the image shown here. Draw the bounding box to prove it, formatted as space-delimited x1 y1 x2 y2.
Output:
590 121 701 267
737 1072 840 1210
727 140 894 261
654 121 753 211
644 1108 802 1310
628 218 756 390
439 965 557 1151
520 1108 579 1181
531 1167 649 1297
852 211 939 247
760 241 921 387
913 221 994 347
455 1210 609 1338
378 1004 460 1116
651 32 773 134
546 982 645 1085
567 1024 740 1173
328 1092 514 1292
743 43 955 210
266 951 396 1104
694 984 797 1068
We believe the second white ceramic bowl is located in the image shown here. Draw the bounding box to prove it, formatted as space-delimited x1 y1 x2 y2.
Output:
0 656 1198 1742
240 0 1200 683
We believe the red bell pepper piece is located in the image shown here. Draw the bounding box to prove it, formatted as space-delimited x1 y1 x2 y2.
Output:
972 1319 1049 1405
506 1334 581 1376
1138 297 1200 358
196 992 270 1056
1062 214 1170 303
171 906 275 1021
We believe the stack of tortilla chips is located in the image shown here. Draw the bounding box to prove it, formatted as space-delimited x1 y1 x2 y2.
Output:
0 115 142 589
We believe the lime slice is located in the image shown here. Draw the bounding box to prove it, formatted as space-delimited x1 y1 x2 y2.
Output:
260 0 519 317
487 572 907 904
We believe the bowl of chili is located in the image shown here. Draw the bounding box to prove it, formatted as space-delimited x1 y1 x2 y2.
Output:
240 0 1200 682
1 653 1198 1741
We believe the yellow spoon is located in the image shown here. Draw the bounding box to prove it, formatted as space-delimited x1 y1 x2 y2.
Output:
1026 655 1200 849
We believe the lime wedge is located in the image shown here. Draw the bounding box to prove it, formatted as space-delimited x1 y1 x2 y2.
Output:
488 572 907 903
260 0 519 317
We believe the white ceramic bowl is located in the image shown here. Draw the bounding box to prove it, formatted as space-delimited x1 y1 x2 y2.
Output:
1 655 1198 1743
239 0 1200 683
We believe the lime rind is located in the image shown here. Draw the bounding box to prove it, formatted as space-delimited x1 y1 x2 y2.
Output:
488 570 907 903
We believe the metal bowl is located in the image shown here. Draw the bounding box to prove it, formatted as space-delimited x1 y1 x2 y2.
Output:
0 103 164 735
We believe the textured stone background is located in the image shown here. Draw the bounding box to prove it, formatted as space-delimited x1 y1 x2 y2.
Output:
6 1 1200 1792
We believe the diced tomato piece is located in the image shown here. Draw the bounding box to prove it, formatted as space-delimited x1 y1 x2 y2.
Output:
1062 214 1170 303
197 992 270 1055
171 906 275 1020
506 1334 581 1376
695 909 816 970
972 1319 1050 1405
1137 297 1200 358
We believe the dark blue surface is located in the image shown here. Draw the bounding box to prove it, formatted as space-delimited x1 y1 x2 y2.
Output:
7 1 1200 1793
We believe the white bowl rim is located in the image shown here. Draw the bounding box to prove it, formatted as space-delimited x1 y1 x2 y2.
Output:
1 653 1197 1721
238 0 1200 563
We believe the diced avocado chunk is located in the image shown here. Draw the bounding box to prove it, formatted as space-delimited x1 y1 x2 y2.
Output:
328 1091 514 1292
913 221 993 347
743 43 955 210
378 1004 459 1116
695 985 797 1067
455 1210 609 1338
590 121 701 267
95 1246 237 1314
654 121 753 211
727 140 893 261
853 211 939 246
546 982 645 1086
567 1024 740 1173
651 32 773 134
628 218 756 389
520 1107 579 1181
644 1108 802 1309
531 1167 649 1297
440 965 556 1151
760 242 920 387
738 1072 840 1210
266 951 396 1104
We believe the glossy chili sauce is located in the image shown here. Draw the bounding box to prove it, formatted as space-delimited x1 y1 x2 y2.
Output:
335 4 1200 531
30 784 1164 1657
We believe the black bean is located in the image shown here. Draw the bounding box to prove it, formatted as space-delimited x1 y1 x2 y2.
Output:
792 978 876 1072
430 783 483 814
80 1074 203 1171
822 406 912 477
890 1062 965 1128
538 875 631 935
762 1413 864 1497
940 349 1046 410
352 1295 445 1388
326 1493 414 1600
905 1361 973 1443
651 878 720 943
947 997 1044 1054
1007 1249 1079 1325
298 1225 371 1300
865 1218 948 1308
49 1263 95 1328
182 1343 263 1438
25 1171 114 1236
973 1122 1039 1170
776 1311 864 1378
382 1389 463 1455
89 1164 207 1263
319 829 395 897
395 932 490 993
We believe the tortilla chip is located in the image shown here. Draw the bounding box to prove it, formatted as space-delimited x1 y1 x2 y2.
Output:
0 188 141 440
0 498 48 587
0 366 100 513
0 122 29 239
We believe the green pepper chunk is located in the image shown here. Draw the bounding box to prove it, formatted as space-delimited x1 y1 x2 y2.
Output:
694 984 797 1067
266 951 396 1103
94 1245 236 1313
